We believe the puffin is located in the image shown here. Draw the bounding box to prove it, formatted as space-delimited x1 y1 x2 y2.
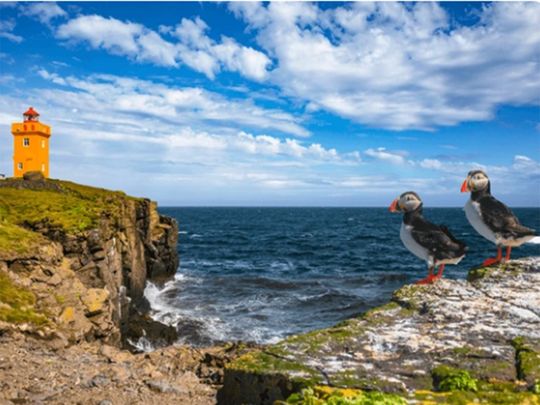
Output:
461 170 537 265
389 191 467 284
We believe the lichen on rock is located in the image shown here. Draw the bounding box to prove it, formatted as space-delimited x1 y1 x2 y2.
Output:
220 258 540 404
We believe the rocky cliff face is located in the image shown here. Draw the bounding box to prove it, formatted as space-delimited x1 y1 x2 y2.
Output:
220 258 540 404
0 178 178 347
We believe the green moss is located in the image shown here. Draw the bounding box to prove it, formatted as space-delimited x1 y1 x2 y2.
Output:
228 351 322 385
54 294 66 305
0 272 48 325
414 388 540 404
280 387 408 405
432 366 478 392
280 321 361 354
467 266 491 282
392 284 423 310
0 222 43 256
512 337 540 391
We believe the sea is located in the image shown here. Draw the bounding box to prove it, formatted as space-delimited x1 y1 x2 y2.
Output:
144 207 540 347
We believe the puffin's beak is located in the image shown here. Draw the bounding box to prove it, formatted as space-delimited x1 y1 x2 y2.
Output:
460 179 470 193
389 199 399 212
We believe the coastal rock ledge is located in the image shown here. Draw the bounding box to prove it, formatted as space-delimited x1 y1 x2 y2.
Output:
219 258 540 404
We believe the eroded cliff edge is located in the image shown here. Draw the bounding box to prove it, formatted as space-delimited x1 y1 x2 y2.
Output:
220 258 540 404
0 176 179 347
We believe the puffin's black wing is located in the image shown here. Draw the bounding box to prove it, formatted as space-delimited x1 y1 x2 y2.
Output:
410 216 467 260
479 195 535 238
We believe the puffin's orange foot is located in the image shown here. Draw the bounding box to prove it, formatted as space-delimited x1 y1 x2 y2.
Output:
415 275 438 285
482 257 501 267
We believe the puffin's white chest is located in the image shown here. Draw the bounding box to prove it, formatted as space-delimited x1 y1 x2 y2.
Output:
464 199 497 244
400 222 430 263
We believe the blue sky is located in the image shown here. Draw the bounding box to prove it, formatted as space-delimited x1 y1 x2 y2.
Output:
0 2 539 206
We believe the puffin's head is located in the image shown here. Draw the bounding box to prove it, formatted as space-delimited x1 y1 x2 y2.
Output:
461 170 490 193
389 191 423 213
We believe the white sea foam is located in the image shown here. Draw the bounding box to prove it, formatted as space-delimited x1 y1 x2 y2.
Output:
127 336 155 353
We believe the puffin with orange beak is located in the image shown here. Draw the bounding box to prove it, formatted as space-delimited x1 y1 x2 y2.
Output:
389 192 467 284
461 170 536 266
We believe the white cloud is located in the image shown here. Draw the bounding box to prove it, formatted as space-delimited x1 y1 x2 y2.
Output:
57 15 166 64
364 147 407 165
37 69 67 85
416 155 540 200
231 2 540 131
26 70 309 137
0 19 22 43
171 17 271 80
21 2 66 25
55 14 270 80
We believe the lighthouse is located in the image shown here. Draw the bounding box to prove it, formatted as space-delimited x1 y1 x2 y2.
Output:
11 107 51 178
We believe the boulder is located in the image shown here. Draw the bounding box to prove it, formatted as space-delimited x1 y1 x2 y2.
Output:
22 171 45 182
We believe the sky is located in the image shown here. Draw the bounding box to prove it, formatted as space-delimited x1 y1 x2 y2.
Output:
0 1 539 206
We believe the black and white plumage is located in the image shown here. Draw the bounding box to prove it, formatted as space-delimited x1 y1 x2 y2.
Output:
461 170 537 265
390 192 467 284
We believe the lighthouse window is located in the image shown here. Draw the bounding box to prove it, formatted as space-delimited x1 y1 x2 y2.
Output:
18 163 23 170
23 138 30 147
42 140 45 148
41 164 45 172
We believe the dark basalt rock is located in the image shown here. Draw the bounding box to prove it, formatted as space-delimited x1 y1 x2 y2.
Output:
23 171 45 182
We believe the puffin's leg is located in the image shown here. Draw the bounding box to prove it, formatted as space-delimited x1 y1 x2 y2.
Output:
435 264 445 279
482 246 503 266
416 266 436 285
504 246 512 262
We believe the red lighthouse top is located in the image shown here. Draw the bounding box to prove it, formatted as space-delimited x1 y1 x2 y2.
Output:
23 107 40 122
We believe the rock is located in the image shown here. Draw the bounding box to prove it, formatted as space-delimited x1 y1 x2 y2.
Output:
93 249 107 261
81 288 109 315
47 273 63 286
99 344 133 363
220 258 540 404
58 307 76 324
83 374 110 388
123 311 178 350
1 179 179 349
145 379 185 394
23 171 45 182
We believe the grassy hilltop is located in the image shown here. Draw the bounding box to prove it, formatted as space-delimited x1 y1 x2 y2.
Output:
0 178 137 257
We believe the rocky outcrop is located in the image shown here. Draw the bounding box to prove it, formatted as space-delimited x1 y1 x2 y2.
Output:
220 258 540 404
0 178 179 347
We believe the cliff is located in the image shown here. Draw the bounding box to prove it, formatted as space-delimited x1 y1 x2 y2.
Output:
0 176 179 347
220 258 540 404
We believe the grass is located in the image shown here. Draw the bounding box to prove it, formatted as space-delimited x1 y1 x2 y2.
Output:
0 180 136 233
0 272 48 325
0 221 43 256
0 178 142 257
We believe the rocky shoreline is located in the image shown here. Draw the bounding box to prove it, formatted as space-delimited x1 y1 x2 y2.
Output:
1 177 539 404
219 258 540 404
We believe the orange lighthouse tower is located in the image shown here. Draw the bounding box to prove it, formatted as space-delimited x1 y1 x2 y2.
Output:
11 107 51 178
